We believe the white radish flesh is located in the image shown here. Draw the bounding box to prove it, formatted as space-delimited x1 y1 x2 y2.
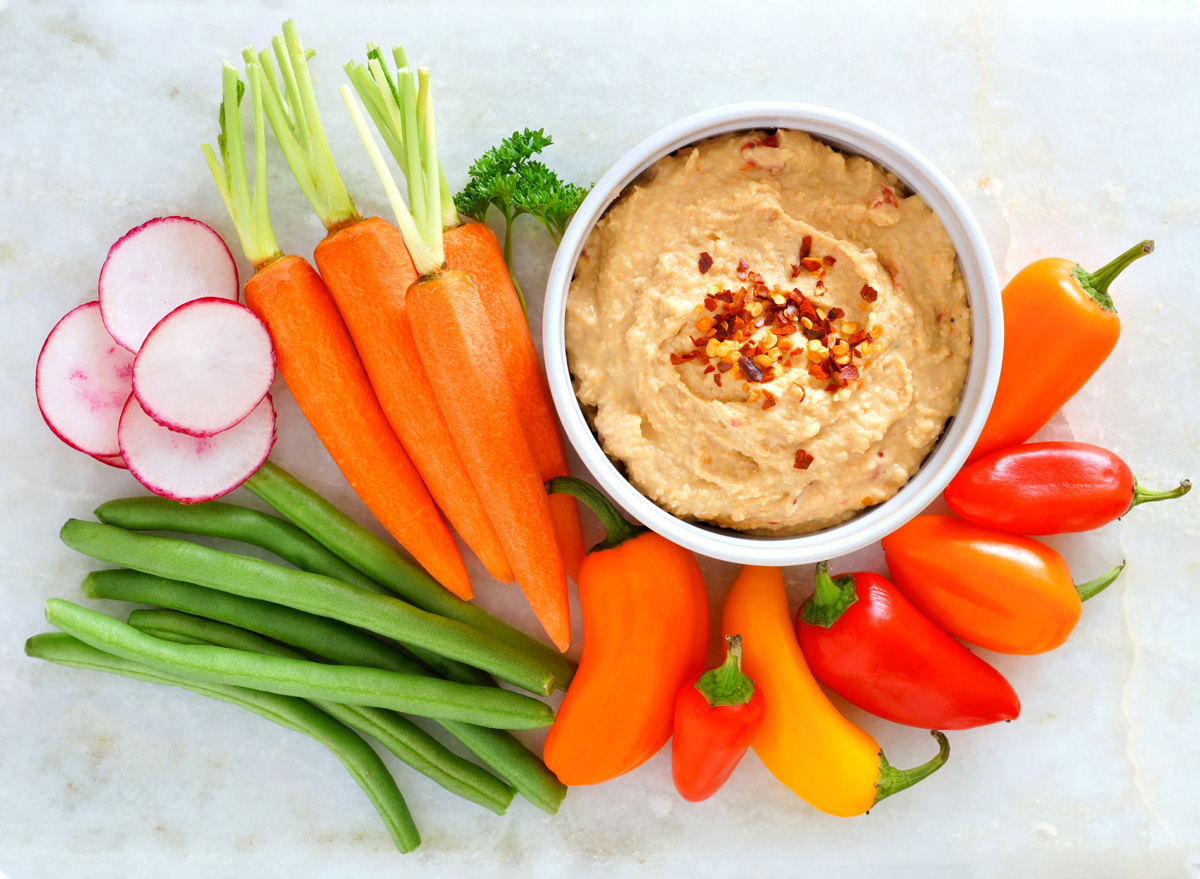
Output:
36 301 134 458
99 216 239 352
133 297 275 437
119 393 276 504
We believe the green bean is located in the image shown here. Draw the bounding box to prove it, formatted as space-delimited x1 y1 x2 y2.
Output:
84 570 568 814
61 519 555 696
245 461 576 690
24 632 420 852
45 598 554 729
128 608 514 815
93 497 493 687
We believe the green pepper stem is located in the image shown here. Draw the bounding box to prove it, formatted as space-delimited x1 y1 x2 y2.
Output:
545 476 645 552
1071 239 1153 313
1075 562 1125 602
1128 477 1191 512
873 730 950 806
693 635 755 708
798 561 859 629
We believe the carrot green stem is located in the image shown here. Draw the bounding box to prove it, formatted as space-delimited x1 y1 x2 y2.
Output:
201 63 282 270
1071 240 1153 313
546 476 645 552
1075 562 1125 602
873 730 950 806
694 635 755 708
799 561 858 629
1128 478 1191 512
251 20 359 232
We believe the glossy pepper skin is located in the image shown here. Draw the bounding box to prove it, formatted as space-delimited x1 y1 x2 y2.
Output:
671 635 765 802
969 241 1153 464
796 562 1020 730
541 478 708 786
881 516 1124 655
946 441 1191 535
722 565 949 817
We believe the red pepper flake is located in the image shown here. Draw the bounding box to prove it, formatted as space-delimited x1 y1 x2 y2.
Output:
739 355 764 383
838 364 860 381
698 252 713 274
848 330 873 347
822 255 836 266
808 360 832 380
774 324 798 335
714 290 734 304
736 259 750 280
825 381 841 393
704 297 717 312
801 257 822 273
703 365 715 374
714 373 723 387
760 132 781 148
690 335 707 348
799 235 812 261
762 391 776 410
790 264 802 278
793 449 814 470
717 361 733 372
826 307 845 321
860 284 878 303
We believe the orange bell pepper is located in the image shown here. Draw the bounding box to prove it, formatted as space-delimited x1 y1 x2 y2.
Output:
722 565 949 817
969 240 1153 463
881 516 1125 654
541 477 709 786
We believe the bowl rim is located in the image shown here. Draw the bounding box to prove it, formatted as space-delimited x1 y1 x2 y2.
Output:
543 101 1002 565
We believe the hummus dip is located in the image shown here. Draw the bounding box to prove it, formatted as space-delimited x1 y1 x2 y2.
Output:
565 129 971 535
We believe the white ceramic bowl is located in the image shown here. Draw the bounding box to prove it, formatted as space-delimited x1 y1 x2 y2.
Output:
543 102 1002 565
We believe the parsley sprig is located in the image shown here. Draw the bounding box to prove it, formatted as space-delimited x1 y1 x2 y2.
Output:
455 129 590 312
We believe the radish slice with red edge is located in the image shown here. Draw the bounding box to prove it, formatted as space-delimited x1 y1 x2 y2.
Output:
119 393 276 503
133 297 275 437
36 301 134 458
99 216 239 352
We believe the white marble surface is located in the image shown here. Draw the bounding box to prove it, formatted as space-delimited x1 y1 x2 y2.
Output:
2 1 1198 876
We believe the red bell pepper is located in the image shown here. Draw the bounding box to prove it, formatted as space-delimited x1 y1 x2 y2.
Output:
796 561 1020 729
671 635 765 802
945 441 1191 535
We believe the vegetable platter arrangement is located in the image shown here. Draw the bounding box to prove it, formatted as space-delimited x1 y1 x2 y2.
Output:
3 5 1198 877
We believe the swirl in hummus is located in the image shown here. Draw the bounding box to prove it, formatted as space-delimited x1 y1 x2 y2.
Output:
565 129 971 535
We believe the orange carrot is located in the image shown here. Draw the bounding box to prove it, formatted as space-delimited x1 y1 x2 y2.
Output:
247 27 514 585
243 256 472 597
408 270 570 650
201 60 472 597
443 221 585 582
313 220 514 582
341 60 570 649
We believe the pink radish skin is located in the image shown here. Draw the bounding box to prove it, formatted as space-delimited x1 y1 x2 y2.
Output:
36 301 134 458
119 393 277 504
92 453 129 470
133 297 275 437
99 216 239 352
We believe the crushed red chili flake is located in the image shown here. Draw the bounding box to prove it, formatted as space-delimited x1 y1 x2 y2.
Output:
789 264 801 278
703 365 715 374
714 290 734 304
760 132 781 148
704 298 717 312
717 361 733 372
736 259 750 280
761 391 776 410
824 381 841 393
826 307 845 321
838 364 860 381
698 252 713 274
798 235 812 261
801 257 822 273
847 329 872 347
860 284 878 303
808 360 832 380
822 255 836 266
739 355 764 383
713 373 723 387
794 449 814 470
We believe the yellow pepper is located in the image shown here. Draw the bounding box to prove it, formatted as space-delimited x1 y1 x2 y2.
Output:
721 566 949 816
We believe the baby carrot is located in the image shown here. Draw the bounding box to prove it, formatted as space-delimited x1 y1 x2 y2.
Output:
345 47 585 582
341 69 570 651
246 22 512 585
200 61 470 599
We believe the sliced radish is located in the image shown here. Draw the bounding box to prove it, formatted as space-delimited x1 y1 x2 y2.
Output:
92 453 129 470
119 393 276 504
99 216 239 352
36 301 135 458
133 297 275 437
